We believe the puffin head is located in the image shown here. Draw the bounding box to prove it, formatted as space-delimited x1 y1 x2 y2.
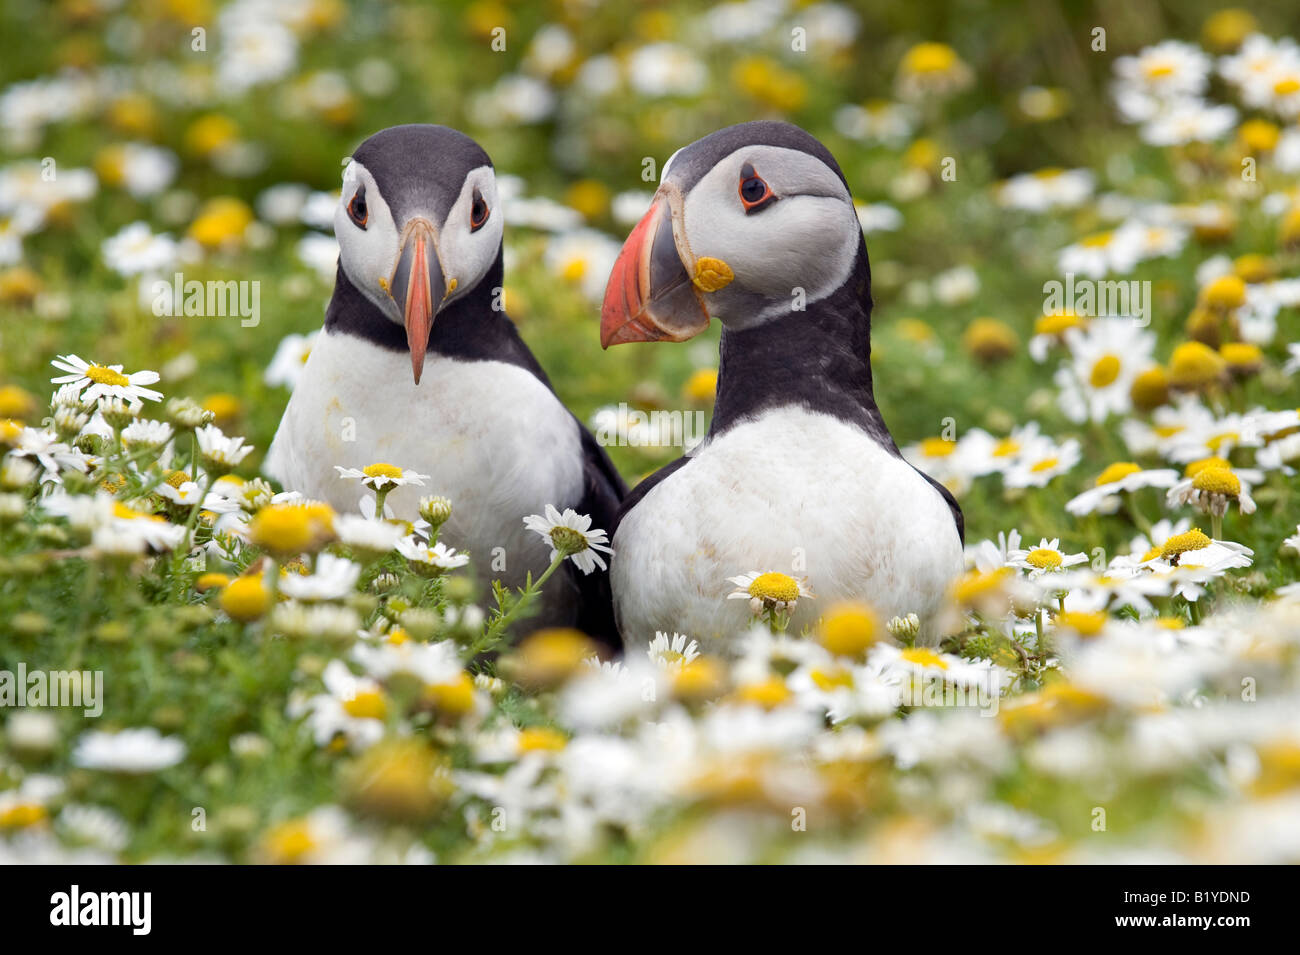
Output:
336 124 504 383
601 121 864 348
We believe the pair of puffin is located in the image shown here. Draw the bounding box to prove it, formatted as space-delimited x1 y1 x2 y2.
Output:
268 122 963 652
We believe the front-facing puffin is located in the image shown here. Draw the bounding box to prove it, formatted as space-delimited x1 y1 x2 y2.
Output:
267 125 625 647
602 120 963 650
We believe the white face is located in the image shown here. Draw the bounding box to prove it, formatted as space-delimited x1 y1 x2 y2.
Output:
676 145 861 328
335 159 504 322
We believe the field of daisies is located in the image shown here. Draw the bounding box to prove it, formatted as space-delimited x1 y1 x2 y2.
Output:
3 0 1300 864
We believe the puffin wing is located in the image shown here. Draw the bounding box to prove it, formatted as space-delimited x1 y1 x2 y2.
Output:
566 423 628 651
916 468 965 545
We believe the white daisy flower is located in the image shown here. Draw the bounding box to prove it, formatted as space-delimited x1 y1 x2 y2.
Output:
350 639 463 686
1065 462 1180 516
1166 464 1258 518
522 504 613 575
195 424 254 471
334 462 430 490
995 168 1094 213
287 660 387 752
1114 40 1212 103
72 728 186 773
268 601 362 640
119 418 174 451
1054 320 1156 424
264 331 318 390
647 631 701 671
9 427 90 484
1008 538 1089 578
334 513 404 555
50 354 162 405
280 553 362 602
726 571 814 616
101 221 178 276
1003 438 1081 488
395 536 470 573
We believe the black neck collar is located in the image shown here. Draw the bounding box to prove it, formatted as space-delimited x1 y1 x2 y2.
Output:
708 241 897 453
323 249 546 377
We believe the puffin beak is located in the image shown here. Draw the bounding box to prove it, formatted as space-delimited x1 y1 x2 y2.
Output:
600 194 710 348
390 217 446 385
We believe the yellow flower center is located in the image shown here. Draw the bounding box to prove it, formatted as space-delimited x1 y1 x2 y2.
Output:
343 689 387 721
1089 354 1121 388
952 566 1012 603
1056 611 1108 637
683 367 719 403
249 503 335 556
992 438 1020 458
517 727 568 753
1030 457 1059 473
902 42 959 75
900 647 948 670
425 673 475 715
1143 62 1175 79
85 365 131 387
1238 119 1280 153
735 676 792 709
1035 311 1083 336
560 258 587 283
1202 275 1247 309
1220 343 1262 368
819 601 879 657
1096 462 1141 486
1274 76 1300 96
1169 341 1226 388
363 463 403 479
920 437 956 457
1185 456 1231 477
1025 548 1063 570
1192 465 1241 496
219 575 272 622
1161 528 1212 559
0 802 47 828
1080 230 1113 248
264 820 316 863
195 571 230 592
810 667 854 691
748 572 800 604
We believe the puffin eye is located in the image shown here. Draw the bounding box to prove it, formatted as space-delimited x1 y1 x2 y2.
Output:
470 189 489 232
738 163 775 213
347 186 368 229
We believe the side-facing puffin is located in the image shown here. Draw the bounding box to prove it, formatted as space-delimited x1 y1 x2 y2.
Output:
267 124 625 647
601 120 963 650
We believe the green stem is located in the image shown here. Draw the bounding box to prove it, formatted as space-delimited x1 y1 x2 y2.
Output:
170 473 217 598
472 551 567 657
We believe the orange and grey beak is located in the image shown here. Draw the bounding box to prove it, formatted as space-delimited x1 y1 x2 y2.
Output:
389 217 445 384
600 196 710 348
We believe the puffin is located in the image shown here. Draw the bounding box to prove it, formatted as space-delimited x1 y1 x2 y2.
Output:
266 124 625 648
600 120 964 650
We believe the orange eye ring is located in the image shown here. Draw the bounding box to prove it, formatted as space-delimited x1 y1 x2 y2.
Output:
738 163 775 213
347 187 368 229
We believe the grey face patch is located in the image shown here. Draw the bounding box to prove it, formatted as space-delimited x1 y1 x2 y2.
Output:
350 124 494 227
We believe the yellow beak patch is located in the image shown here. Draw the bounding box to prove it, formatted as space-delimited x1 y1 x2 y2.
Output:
692 257 734 293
